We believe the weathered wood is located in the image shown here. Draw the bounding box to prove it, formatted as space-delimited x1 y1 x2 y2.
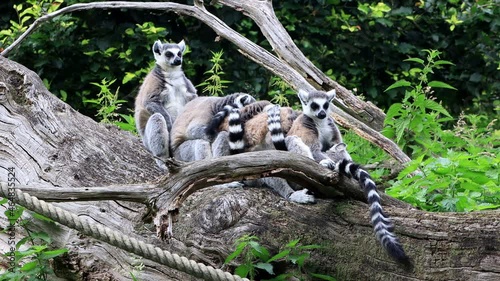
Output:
13 184 157 203
1 57 499 281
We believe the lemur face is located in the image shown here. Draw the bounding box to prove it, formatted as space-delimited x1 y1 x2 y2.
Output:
152 40 186 69
234 93 257 108
298 89 336 120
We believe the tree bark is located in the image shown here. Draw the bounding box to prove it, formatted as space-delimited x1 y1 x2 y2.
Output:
1 57 499 281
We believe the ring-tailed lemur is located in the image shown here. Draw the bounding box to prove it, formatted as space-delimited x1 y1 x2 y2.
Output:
208 102 315 204
268 89 410 265
134 39 197 170
169 93 256 162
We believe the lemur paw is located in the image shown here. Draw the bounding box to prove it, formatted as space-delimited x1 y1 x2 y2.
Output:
215 181 245 189
288 189 315 204
319 159 336 170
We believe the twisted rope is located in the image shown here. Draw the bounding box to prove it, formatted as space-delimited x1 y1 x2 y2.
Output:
0 182 249 281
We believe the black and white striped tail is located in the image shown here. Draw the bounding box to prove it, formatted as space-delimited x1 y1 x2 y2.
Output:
267 105 287 151
337 159 410 265
228 108 245 154
205 104 236 138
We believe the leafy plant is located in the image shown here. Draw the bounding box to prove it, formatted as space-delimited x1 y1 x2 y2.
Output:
267 76 297 107
387 114 499 212
197 50 232 96
383 49 455 156
225 235 335 281
384 50 499 212
0 0 63 47
83 78 136 132
0 202 68 281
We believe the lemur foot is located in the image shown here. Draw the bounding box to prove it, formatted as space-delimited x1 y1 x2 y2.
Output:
215 181 245 189
155 159 169 173
319 159 336 170
288 189 315 204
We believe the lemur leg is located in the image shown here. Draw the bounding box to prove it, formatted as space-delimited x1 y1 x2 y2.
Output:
144 113 170 171
211 131 230 157
173 139 212 162
284 136 314 159
210 131 244 188
259 177 315 204
145 99 173 131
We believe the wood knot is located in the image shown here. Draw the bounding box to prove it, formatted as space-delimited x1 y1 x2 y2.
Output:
0 82 8 103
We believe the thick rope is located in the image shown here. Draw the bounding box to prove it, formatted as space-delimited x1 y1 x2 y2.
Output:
0 183 249 281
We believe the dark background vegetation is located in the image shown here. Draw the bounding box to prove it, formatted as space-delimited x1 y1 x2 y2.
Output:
1 0 498 121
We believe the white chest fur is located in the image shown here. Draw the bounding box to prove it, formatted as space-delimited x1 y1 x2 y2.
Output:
316 118 334 150
161 69 189 120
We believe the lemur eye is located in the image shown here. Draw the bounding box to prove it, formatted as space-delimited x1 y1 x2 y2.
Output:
310 102 319 111
177 51 182 57
165 51 173 58
323 103 329 110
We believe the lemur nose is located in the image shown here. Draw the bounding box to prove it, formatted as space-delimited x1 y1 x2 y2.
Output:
318 111 326 119
172 58 182 65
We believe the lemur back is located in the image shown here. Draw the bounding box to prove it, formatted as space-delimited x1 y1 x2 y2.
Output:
134 39 197 170
209 102 314 204
282 89 410 265
169 93 256 161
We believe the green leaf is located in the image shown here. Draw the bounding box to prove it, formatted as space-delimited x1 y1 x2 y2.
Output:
404 57 425 64
394 118 411 143
122 72 136 84
255 262 274 275
310 273 338 281
267 250 290 263
298 244 322 250
39 248 68 259
385 80 411 92
234 264 251 278
428 81 457 90
424 100 452 117
225 243 246 264
0 198 8 205
32 213 54 223
249 241 270 261
434 60 455 66
20 260 38 271
285 239 300 248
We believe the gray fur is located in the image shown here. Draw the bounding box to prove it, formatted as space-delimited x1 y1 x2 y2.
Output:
170 93 256 162
135 39 197 171
210 103 315 204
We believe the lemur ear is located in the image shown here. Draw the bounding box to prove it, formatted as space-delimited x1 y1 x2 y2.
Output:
152 40 162 55
178 40 186 53
297 89 309 103
334 142 347 151
326 89 336 102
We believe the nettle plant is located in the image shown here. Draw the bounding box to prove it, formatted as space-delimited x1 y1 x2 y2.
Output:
0 200 68 281
383 50 499 212
225 235 336 281
197 50 232 96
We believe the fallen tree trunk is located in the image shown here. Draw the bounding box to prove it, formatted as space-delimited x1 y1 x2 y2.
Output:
1 55 499 281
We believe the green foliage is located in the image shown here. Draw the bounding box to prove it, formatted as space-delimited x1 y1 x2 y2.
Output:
384 51 499 212
0 0 63 47
1 202 68 281
82 78 136 132
197 50 232 96
383 49 454 155
267 76 297 108
225 235 335 281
